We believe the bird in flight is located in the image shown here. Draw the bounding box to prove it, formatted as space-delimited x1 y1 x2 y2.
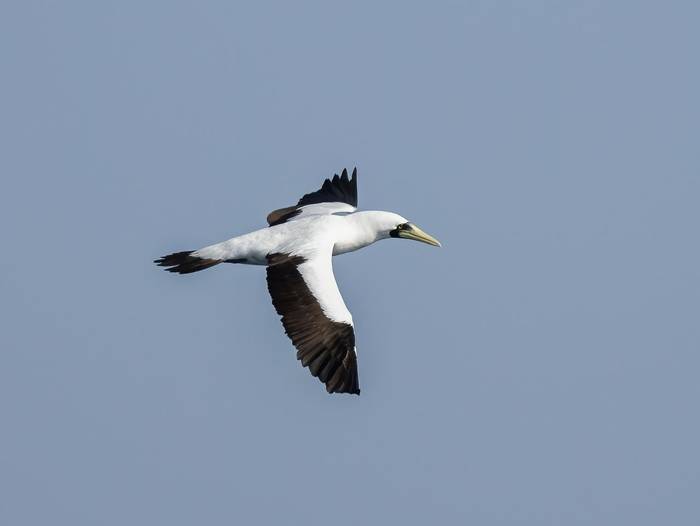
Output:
155 168 440 395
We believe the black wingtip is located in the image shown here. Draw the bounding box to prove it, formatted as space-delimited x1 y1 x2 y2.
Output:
296 167 359 208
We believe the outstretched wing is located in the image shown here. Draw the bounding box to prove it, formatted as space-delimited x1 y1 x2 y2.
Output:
266 168 358 226
266 250 360 395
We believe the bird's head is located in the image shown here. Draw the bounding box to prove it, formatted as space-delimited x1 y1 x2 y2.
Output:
368 212 442 247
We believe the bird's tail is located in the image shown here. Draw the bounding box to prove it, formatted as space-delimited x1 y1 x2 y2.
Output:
154 251 222 274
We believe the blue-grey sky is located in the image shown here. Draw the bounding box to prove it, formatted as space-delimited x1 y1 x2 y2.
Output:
1 1 698 524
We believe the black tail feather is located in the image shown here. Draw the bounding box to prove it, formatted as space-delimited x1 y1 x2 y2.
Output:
154 251 220 274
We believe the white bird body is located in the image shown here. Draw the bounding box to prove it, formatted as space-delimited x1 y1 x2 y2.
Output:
156 169 440 395
193 210 408 265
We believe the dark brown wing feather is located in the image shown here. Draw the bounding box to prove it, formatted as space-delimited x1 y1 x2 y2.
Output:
297 167 358 207
266 168 358 226
266 253 360 395
266 206 302 227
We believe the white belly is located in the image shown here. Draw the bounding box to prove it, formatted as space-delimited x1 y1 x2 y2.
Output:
193 214 377 264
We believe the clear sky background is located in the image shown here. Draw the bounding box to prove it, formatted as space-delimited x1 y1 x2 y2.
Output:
1 1 698 524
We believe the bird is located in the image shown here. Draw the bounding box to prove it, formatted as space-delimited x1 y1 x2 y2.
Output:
155 168 441 395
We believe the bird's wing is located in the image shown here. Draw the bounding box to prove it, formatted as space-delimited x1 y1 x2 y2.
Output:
266 168 358 226
266 246 360 395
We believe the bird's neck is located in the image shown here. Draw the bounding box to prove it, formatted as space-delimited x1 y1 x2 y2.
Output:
332 212 388 255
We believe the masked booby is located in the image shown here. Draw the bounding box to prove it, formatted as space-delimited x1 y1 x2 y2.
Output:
155 168 441 395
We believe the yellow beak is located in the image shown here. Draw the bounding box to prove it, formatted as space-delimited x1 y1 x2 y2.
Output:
398 223 442 247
